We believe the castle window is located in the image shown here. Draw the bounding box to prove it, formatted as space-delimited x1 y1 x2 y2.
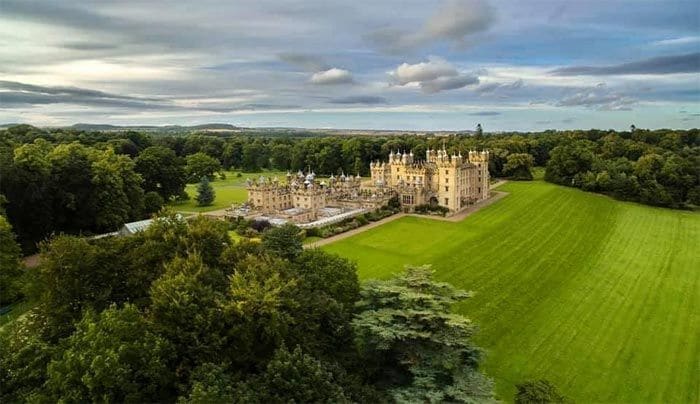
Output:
445 178 449 184
478 188 481 193
445 186 449 192
444 198 449 205
446 170 449 175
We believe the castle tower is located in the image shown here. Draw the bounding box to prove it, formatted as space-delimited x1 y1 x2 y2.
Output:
468 150 490 200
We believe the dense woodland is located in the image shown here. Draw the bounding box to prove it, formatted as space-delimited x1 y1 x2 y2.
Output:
1 124 697 253
0 215 498 403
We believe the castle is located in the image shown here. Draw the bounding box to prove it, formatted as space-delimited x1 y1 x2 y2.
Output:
245 147 489 224
370 148 490 211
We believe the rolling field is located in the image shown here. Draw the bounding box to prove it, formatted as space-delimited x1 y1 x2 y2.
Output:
170 170 285 212
323 180 699 403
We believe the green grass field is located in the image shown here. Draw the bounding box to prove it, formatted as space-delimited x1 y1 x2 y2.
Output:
170 170 286 212
323 180 699 403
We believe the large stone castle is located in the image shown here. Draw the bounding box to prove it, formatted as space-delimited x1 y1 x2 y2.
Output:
370 148 490 211
245 147 489 225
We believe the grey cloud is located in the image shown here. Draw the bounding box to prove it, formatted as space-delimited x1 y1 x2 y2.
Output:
367 0 495 53
0 81 159 101
278 53 330 72
556 83 636 111
0 91 169 110
421 75 479 93
469 111 500 116
60 41 120 51
329 96 388 104
389 58 478 93
551 52 700 76
475 79 524 93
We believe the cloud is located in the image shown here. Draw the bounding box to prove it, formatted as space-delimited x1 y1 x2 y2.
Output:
329 96 388 104
278 53 329 71
421 75 479 93
309 68 353 85
551 52 700 76
556 83 636 111
0 80 158 101
389 57 478 93
367 0 495 53
391 58 458 85
651 36 700 47
475 79 524 93
469 111 500 116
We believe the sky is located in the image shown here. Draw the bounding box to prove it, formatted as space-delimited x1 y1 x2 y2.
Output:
1 0 699 131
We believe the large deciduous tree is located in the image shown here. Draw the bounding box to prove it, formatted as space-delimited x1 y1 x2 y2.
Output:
135 146 187 201
47 304 175 403
186 152 221 182
503 153 535 180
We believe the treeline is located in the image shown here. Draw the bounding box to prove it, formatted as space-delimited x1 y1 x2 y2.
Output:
0 216 496 403
545 135 699 208
2 124 698 250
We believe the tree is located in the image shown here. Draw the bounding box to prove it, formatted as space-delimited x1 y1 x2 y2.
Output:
180 363 235 403
503 153 535 180
287 250 360 358
195 176 215 206
143 191 165 215
0 313 54 402
261 223 303 260
234 345 348 403
90 148 145 230
186 152 221 182
149 256 226 379
544 141 595 186
353 266 494 403
47 304 175 403
515 379 568 404
135 146 186 200
0 215 23 305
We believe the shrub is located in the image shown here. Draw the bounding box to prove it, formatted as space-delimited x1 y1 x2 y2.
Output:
250 219 271 233
514 379 568 404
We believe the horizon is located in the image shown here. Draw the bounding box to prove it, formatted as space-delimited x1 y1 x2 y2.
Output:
1 0 699 130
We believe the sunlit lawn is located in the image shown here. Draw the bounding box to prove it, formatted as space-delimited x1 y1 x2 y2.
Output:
170 170 286 212
323 180 700 403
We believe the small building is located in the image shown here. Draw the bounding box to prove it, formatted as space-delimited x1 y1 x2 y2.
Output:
119 218 154 236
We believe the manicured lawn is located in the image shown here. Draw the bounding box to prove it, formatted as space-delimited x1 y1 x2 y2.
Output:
323 180 699 403
170 170 286 212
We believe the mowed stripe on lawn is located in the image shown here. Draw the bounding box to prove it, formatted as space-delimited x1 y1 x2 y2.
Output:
322 180 699 403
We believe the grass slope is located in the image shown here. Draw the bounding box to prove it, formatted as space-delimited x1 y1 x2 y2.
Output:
170 170 286 212
323 180 699 403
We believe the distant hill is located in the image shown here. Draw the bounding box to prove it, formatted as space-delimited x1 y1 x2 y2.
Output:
70 123 240 132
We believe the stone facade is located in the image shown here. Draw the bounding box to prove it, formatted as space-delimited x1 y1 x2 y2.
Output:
245 147 489 223
370 147 489 212
246 171 393 223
